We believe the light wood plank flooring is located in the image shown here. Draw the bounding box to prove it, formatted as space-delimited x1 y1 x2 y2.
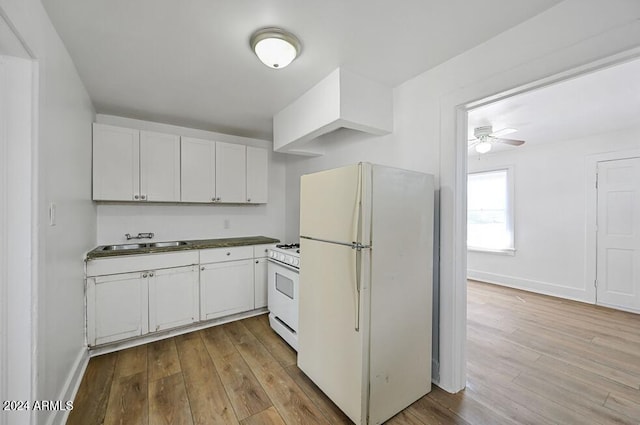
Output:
68 281 640 424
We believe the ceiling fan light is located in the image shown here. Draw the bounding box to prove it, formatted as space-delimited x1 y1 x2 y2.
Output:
250 27 301 69
475 141 492 154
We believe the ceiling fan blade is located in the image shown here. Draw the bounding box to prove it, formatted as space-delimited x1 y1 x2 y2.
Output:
468 140 480 148
494 137 525 146
490 128 517 137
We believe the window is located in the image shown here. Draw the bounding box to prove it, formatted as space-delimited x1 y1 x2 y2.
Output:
467 168 514 253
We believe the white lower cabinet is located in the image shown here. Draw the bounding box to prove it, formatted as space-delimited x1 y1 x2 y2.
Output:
254 258 268 309
86 243 273 347
200 259 254 320
148 265 199 332
87 271 149 346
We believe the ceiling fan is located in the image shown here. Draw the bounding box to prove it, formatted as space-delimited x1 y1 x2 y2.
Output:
468 126 525 154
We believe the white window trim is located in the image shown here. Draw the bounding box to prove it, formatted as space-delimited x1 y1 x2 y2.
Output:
467 166 515 254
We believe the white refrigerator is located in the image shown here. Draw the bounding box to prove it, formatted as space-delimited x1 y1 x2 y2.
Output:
298 162 434 425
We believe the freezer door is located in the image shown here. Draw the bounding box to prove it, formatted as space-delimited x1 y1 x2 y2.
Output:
300 163 367 245
297 237 369 424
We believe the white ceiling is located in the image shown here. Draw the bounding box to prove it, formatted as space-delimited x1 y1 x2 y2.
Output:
41 0 562 140
468 57 640 155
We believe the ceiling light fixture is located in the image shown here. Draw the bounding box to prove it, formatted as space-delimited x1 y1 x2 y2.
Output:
250 27 301 69
475 141 492 154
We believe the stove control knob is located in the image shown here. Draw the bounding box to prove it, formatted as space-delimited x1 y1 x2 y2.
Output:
293 258 300 267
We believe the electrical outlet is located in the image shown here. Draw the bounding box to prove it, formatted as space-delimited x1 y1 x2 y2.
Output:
224 219 230 229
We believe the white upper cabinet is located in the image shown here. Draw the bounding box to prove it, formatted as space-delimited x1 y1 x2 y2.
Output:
181 137 216 202
216 142 246 203
246 146 268 204
94 123 268 204
140 131 181 202
93 124 180 202
93 123 140 201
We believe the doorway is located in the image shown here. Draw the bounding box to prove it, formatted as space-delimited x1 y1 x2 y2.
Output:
465 57 640 307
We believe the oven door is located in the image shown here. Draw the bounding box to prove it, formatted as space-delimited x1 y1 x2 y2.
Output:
267 259 299 332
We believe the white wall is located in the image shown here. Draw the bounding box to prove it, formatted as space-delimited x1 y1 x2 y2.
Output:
95 115 287 244
468 126 640 301
0 1 97 425
284 0 640 392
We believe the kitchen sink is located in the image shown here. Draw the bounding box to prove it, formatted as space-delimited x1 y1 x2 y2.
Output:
100 243 148 251
99 241 188 251
149 241 188 248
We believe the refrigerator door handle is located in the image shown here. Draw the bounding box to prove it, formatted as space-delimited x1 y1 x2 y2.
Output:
352 163 363 244
354 248 361 332
300 235 371 250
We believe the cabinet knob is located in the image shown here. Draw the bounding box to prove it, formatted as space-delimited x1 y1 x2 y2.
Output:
134 195 139 200
142 273 148 278
149 272 154 277
255 260 259 264
247 198 251 202
226 252 231 256
217 197 221 201
141 194 147 200
201 266 205 271
211 197 216 202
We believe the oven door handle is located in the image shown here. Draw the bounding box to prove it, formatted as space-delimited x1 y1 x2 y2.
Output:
267 258 300 273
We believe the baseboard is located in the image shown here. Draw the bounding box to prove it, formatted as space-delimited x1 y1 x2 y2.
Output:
467 270 592 304
45 347 89 425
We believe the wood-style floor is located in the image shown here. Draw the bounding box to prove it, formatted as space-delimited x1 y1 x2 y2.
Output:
68 281 640 424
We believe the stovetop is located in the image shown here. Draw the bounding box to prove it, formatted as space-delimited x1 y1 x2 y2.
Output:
269 243 300 268
275 243 300 254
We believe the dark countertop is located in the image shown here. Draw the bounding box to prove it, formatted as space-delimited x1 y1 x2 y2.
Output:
86 236 280 260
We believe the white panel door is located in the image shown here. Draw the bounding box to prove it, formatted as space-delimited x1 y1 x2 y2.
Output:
148 265 199 332
298 238 365 424
181 136 216 202
200 259 254 320
216 142 246 203
246 146 268 203
87 272 148 346
92 123 139 201
140 130 181 202
299 163 361 243
596 157 640 312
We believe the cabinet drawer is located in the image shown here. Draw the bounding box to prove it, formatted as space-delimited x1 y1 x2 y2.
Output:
86 251 199 277
199 246 253 263
253 244 276 258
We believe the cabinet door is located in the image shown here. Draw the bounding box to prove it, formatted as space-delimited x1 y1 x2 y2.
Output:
148 265 199 332
254 257 268 308
140 131 181 202
246 146 268 204
200 259 254 320
92 123 140 201
181 137 216 202
215 142 246 203
87 272 148 346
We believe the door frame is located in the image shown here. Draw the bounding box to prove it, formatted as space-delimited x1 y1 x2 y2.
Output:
586 149 640 308
0 54 7 421
0 8 37 424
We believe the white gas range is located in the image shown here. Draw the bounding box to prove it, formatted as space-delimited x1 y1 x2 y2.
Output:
267 243 300 350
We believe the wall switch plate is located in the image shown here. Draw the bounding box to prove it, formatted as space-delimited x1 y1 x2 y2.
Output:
48 202 56 226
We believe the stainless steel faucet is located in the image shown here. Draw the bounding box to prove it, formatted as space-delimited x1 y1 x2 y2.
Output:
125 232 154 240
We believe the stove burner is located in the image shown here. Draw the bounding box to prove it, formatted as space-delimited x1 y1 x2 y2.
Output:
276 243 300 250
